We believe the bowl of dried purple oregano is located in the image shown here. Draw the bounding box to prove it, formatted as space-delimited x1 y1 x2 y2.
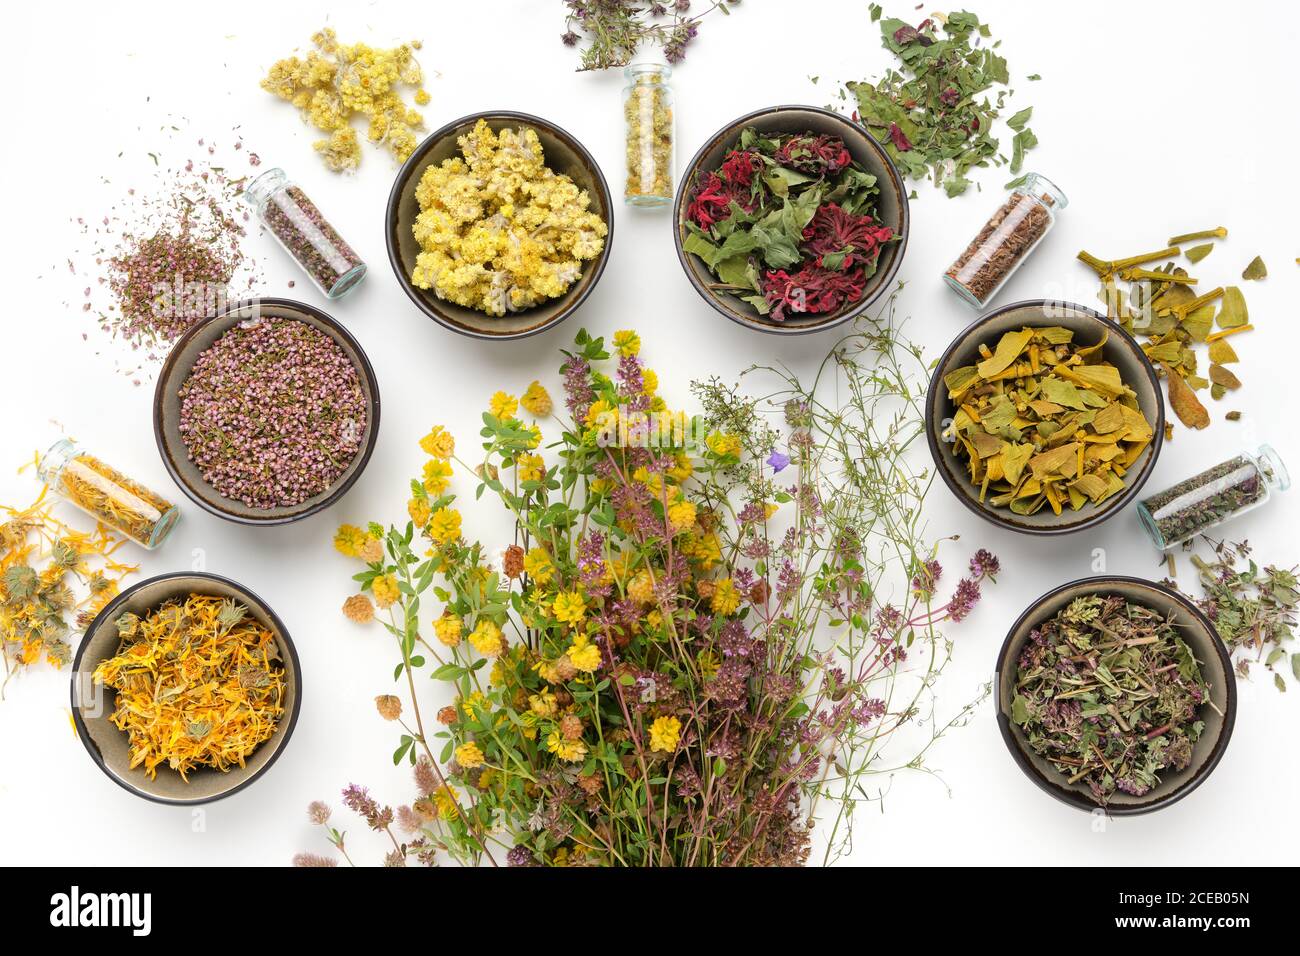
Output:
995 576 1236 815
673 105 909 335
153 297 380 525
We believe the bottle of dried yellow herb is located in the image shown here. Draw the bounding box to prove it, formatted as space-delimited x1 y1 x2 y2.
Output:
623 60 674 207
38 439 179 550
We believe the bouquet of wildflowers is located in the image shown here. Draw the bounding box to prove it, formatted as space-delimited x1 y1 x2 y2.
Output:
306 311 998 867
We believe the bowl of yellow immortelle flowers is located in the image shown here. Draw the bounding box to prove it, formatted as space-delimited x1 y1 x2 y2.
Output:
386 112 613 340
310 315 1002 868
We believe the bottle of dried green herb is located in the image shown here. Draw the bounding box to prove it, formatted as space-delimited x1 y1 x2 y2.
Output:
622 59 674 208
1136 445 1290 550
244 167 368 298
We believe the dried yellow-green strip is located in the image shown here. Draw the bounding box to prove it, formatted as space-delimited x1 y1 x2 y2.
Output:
1185 243 1215 264
1217 286 1249 328
944 326 1154 517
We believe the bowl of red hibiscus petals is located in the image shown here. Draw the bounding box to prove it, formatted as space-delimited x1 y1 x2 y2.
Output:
674 105 910 334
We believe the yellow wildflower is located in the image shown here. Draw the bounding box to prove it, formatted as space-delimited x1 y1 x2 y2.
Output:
667 453 694 482
521 380 553 418
697 649 721 680
419 425 456 459
649 715 681 753
408 496 431 529
455 742 485 768
489 391 519 420
667 499 697 533
711 577 741 616
628 569 655 604
566 634 602 673
523 547 555 584
516 453 545 483
585 398 614 428
342 593 375 623
706 432 743 458
529 687 558 718
422 458 453 495
522 424 543 449
333 524 368 557
641 367 659 395
469 619 505 657
612 329 641 357
372 574 400 609
433 612 463 647
553 590 586 626
546 730 587 763
433 785 460 820
427 507 462 544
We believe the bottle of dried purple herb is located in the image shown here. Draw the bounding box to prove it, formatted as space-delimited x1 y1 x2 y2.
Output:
1136 445 1290 550
244 168 367 299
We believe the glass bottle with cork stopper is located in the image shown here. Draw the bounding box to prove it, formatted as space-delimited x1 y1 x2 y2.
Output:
37 438 179 550
244 167 368 298
1136 445 1290 551
623 55 675 207
944 173 1067 309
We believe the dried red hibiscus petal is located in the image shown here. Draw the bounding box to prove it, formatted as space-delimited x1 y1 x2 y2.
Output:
888 122 913 152
774 134 851 176
762 263 867 322
687 171 732 229
801 203 894 271
719 148 762 188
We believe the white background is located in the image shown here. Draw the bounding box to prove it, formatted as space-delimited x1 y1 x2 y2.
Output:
3 0 1297 867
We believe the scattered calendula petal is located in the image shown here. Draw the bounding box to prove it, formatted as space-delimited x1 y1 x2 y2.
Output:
1241 255 1267 280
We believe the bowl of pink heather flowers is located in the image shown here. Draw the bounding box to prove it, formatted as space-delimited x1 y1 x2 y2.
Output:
674 105 909 335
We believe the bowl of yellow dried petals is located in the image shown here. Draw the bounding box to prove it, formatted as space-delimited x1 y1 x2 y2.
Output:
70 573 301 804
926 301 1165 535
386 111 613 340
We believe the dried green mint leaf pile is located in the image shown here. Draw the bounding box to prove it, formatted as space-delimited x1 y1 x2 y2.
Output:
845 8 1037 197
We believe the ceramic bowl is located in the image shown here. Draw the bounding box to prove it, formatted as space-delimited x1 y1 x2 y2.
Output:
153 297 380 525
995 575 1235 814
70 572 302 805
925 300 1164 535
385 110 613 340
672 105 909 335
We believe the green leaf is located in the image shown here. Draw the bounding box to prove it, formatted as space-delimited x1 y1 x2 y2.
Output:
1011 694 1030 724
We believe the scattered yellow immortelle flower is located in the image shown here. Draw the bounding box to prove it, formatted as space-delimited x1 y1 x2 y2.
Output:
427 507 462 544
641 368 659 395
419 425 455 459
454 742 485 768
529 687 558 718
489 391 518 420
546 730 587 762
627 569 655 604
260 27 429 171
469 619 505 657
649 715 681 753
433 612 463 647
553 590 586 626
342 593 375 624
521 381 553 418
711 577 741 616
566 634 602 673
